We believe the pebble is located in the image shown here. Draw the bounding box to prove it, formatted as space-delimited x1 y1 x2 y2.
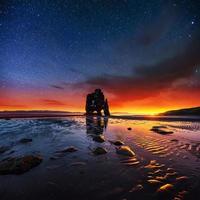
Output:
92 147 107 155
70 162 86 166
129 184 143 192
56 146 78 153
109 140 124 146
176 176 189 182
116 146 135 157
147 179 163 185
157 183 174 193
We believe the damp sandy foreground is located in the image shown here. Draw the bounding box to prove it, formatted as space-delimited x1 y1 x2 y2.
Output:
0 116 200 200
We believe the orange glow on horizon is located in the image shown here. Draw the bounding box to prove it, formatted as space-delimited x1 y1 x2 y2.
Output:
1 86 200 115
0 104 198 115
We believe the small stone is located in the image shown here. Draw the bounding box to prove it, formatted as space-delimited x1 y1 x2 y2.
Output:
92 147 107 155
46 165 61 170
165 172 178 179
116 146 135 157
147 179 163 185
19 138 32 143
171 139 178 142
56 146 78 153
129 184 143 192
125 161 140 166
50 156 59 160
93 135 105 143
70 162 86 166
167 168 174 172
152 126 167 129
153 169 163 174
176 176 189 182
155 176 167 181
150 126 173 134
109 140 124 146
157 183 174 193
127 127 132 130
0 155 42 175
144 160 165 169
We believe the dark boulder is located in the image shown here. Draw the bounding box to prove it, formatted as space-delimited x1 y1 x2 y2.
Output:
0 155 42 175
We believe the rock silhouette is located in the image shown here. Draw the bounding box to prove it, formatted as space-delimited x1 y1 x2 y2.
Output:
85 89 110 116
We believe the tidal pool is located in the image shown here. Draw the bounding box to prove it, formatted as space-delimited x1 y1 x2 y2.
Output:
0 116 199 200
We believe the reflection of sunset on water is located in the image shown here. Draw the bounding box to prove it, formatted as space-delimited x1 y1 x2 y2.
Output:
0 116 200 199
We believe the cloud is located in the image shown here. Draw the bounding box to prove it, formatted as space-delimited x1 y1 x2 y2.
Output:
72 32 200 104
0 104 27 109
42 99 67 106
50 84 65 90
118 6 176 50
136 12 175 46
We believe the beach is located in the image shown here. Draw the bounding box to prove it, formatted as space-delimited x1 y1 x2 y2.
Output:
0 116 200 200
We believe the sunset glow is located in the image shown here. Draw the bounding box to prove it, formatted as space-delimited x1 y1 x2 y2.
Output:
1 87 200 114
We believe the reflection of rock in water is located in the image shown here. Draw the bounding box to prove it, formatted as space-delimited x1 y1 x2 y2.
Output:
86 116 108 136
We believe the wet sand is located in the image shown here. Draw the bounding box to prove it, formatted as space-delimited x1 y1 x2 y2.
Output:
0 116 200 200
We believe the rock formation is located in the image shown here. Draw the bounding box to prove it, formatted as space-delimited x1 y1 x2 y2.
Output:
85 89 110 116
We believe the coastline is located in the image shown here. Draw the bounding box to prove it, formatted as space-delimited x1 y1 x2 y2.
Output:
1 111 200 122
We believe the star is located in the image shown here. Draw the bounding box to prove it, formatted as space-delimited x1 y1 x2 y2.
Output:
1 0 200 112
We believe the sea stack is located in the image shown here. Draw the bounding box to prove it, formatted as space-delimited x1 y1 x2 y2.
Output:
85 89 110 116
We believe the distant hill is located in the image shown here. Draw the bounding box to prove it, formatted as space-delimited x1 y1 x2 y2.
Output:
159 107 200 116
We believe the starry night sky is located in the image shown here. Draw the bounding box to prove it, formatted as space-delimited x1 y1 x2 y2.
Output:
0 0 200 114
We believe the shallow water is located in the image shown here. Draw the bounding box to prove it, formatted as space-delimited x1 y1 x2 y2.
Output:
0 116 200 200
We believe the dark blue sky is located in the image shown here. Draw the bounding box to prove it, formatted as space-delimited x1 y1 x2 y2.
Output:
0 0 200 113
